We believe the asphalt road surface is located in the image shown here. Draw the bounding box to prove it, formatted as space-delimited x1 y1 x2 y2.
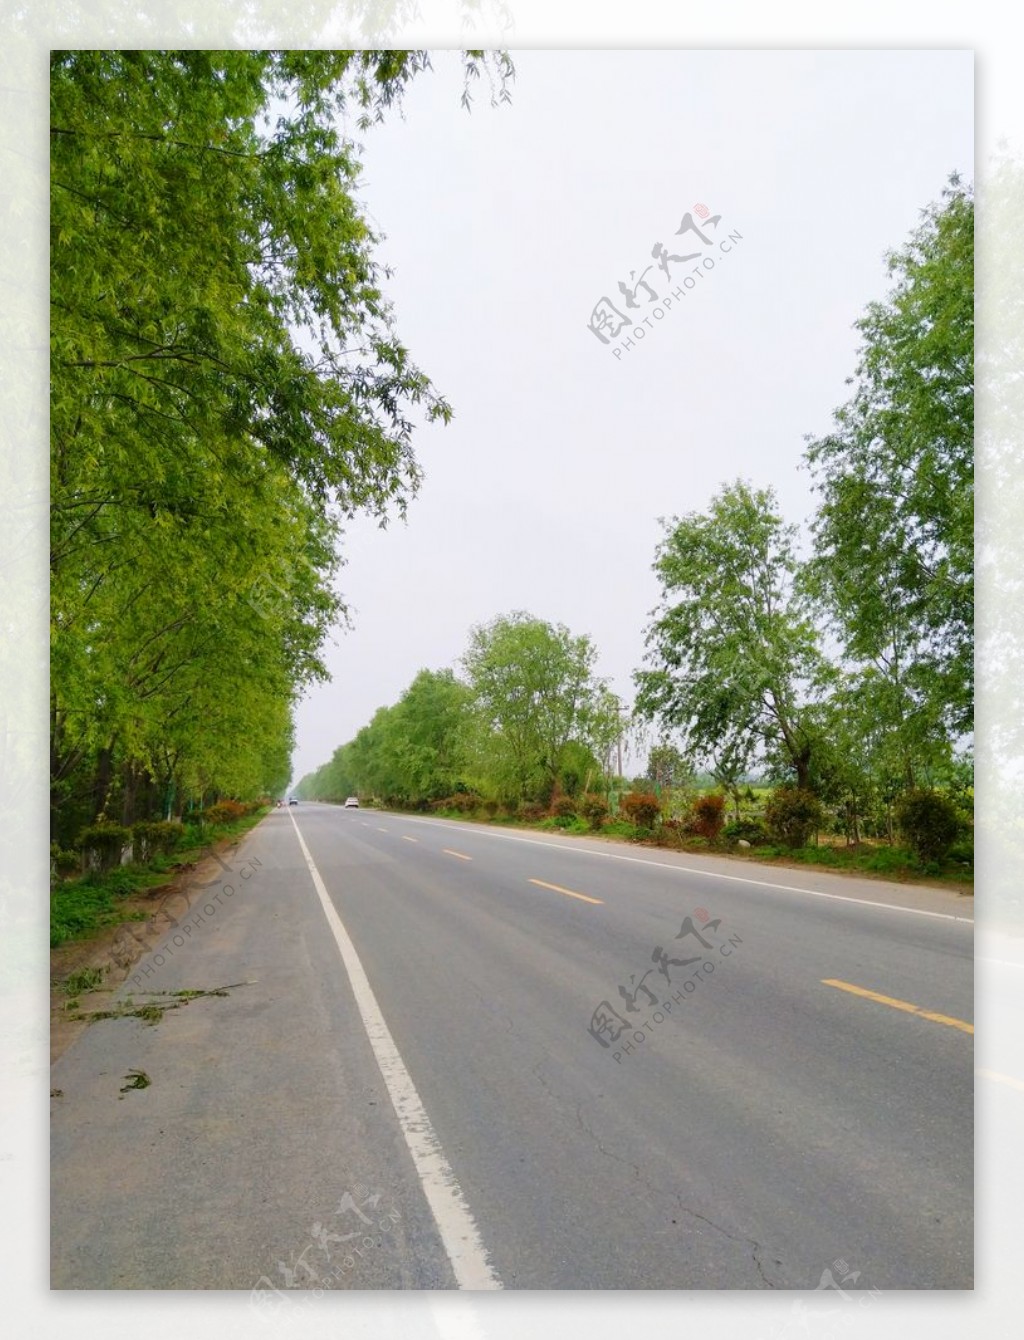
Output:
51 804 973 1292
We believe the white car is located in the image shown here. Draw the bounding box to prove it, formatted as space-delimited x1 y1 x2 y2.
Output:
344 796 359 808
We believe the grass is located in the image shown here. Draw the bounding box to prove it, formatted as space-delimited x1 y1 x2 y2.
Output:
728 838 971 885
50 876 155 947
50 808 268 948
55 966 106 995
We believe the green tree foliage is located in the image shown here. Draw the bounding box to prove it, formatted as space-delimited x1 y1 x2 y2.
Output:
894 788 963 864
296 614 616 809
764 787 824 849
353 671 474 804
634 481 824 790
643 741 693 791
462 612 619 805
50 50 510 842
296 670 476 805
805 176 974 763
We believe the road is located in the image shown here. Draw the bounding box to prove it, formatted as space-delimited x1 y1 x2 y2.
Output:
51 803 973 1292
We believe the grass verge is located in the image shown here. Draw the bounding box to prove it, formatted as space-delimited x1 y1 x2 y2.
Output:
50 808 268 948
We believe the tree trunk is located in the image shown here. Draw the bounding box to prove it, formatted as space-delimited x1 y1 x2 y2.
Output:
93 745 115 822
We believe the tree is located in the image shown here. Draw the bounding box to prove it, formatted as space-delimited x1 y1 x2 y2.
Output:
634 481 824 790
805 175 973 760
462 612 612 804
388 669 475 801
296 615 619 811
644 741 691 790
295 669 475 806
49 49 511 840
706 741 753 823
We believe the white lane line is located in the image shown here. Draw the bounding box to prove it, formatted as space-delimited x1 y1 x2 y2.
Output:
288 812 501 1290
399 817 972 924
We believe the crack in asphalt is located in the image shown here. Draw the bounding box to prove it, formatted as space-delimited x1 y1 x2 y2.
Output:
574 1100 783 1288
669 1193 782 1288
575 1100 650 1187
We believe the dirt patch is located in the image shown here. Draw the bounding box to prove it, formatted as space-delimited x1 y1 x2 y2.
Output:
50 839 247 1065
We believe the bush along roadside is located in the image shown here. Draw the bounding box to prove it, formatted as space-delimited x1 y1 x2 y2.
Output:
354 785 972 889
50 803 268 948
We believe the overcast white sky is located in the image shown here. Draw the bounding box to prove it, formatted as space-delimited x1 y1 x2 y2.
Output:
290 48 974 785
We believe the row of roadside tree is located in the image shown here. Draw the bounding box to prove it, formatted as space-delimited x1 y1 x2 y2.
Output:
49 50 511 850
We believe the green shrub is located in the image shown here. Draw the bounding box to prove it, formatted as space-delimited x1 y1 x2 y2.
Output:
50 844 81 879
689 793 726 841
620 791 661 830
579 794 609 830
551 796 577 819
76 822 132 873
540 814 580 830
947 838 974 868
131 820 182 862
895 788 962 864
180 821 206 849
518 801 547 822
722 817 769 846
602 819 641 839
764 787 824 849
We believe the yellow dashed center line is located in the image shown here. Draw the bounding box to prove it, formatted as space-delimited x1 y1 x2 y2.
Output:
822 979 973 1034
529 878 603 906
443 849 472 861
